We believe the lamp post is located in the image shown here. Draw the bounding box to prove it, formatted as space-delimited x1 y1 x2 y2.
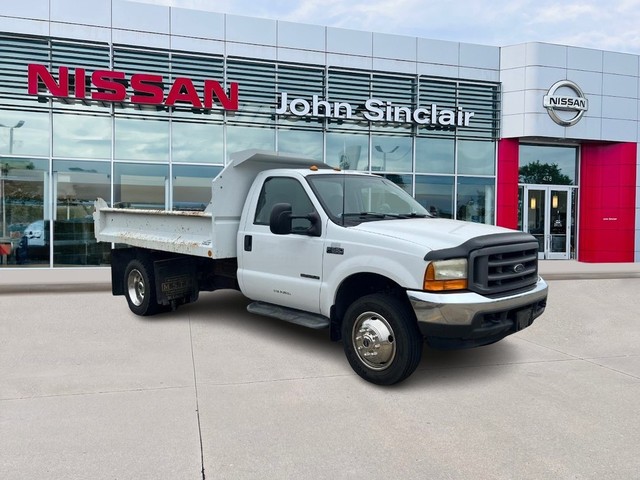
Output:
0 120 25 239
0 120 25 154
374 145 398 171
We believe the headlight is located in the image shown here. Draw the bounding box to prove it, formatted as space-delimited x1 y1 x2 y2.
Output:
423 258 468 292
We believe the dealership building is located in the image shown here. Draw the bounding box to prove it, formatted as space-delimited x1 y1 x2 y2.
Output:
0 0 639 273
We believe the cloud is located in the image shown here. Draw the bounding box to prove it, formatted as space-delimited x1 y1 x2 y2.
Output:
137 0 640 54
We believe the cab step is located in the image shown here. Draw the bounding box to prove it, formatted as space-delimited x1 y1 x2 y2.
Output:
247 301 330 329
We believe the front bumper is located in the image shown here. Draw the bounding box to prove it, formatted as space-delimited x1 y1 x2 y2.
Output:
407 277 548 348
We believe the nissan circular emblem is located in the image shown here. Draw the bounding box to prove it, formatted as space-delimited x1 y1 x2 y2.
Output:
543 80 588 126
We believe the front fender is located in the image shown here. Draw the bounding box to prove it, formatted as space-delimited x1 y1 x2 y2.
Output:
319 245 426 317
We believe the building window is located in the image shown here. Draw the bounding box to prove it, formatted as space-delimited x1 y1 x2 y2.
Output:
115 117 170 162
416 137 454 174
371 135 412 173
326 132 369 171
53 160 111 266
277 128 323 161
457 176 495 224
457 139 495 175
0 110 50 157
415 175 454 218
383 174 413 195
0 158 49 266
226 125 275 159
519 144 577 185
53 113 111 159
172 164 222 211
171 121 223 164
114 163 168 209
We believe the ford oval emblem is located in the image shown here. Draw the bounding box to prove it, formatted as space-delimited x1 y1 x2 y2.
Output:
513 263 525 274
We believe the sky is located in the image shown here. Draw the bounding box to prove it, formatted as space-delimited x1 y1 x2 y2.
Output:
138 0 640 55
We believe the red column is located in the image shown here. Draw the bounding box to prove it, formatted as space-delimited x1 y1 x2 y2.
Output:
496 138 520 229
579 142 637 262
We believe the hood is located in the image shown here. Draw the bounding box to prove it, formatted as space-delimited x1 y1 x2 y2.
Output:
352 218 516 252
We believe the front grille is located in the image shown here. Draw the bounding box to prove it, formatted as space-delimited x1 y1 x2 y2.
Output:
469 241 539 296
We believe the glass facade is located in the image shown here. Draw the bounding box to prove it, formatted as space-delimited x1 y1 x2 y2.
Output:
0 32 500 268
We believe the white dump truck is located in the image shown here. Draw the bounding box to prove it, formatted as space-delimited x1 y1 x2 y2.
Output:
94 150 548 385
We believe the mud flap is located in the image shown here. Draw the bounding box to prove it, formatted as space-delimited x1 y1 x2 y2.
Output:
154 257 198 306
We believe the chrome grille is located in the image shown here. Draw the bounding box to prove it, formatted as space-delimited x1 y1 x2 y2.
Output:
469 241 539 296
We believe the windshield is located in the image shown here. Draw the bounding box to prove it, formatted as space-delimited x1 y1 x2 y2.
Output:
307 174 430 225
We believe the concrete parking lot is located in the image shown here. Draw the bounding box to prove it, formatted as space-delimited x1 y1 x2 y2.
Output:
1 275 639 479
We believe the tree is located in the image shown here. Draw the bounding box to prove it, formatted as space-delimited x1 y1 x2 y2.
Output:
519 160 572 185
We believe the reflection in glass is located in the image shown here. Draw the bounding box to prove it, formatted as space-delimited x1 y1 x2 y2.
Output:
550 190 568 254
172 164 222 211
526 189 546 253
519 144 577 185
53 113 111 159
114 163 168 209
383 174 412 195
115 117 169 161
371 136 412 172
326 132 369 171
415 137 454 174
0 110 50 157
53 160 111 266
415 175 454 218
457 176 495 224
0 158 49 266
457 140 495 175
172 121 223 164
277 129 323 161
226 125 275 160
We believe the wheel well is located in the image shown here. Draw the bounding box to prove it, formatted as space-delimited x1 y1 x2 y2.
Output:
110 247 163 296
330 273 408 342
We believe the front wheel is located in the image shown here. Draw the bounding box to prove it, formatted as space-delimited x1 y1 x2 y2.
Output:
342 294 423 385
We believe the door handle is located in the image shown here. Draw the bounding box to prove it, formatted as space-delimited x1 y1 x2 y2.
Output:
244 235 252 252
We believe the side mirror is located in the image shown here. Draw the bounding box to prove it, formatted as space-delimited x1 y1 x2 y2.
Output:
269 203 322 237
270 203 293 234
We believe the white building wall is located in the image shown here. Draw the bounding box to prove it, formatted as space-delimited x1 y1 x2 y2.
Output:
0 0 501 82
501 42 640 144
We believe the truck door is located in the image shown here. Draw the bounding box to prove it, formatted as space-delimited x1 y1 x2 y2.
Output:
238 175 324 313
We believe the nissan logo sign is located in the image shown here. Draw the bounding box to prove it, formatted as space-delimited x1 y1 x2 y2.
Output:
543 80 588 126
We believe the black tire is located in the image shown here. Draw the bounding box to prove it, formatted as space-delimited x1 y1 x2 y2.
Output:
342 294 423 385
123 258 161 316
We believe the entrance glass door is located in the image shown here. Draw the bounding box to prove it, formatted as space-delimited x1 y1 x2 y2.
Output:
522 186 572 260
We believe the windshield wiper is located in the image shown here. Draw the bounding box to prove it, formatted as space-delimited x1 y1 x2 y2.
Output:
342 212 387 219
342 212 428 220
395 212 428 219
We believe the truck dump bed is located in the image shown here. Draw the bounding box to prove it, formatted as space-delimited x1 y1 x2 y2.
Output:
93 149 331 259
93 199 215 258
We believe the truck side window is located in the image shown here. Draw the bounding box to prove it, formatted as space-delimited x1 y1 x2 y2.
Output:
254 177 316 232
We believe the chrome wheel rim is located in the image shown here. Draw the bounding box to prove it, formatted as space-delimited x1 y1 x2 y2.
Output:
127 268 146 307
352 311 396 370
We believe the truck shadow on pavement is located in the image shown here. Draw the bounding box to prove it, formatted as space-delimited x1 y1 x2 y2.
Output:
155 289 521 388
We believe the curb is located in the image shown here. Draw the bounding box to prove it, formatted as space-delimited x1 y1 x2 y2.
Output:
0 283 112 294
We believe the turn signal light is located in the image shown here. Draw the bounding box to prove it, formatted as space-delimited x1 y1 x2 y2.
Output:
423 259 468 292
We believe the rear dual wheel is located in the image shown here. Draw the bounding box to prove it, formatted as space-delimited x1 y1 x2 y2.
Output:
124 258 162 316
342 294 423 385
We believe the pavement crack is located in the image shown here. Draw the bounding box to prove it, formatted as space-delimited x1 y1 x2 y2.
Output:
189 315 206 480
581 358 640 381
